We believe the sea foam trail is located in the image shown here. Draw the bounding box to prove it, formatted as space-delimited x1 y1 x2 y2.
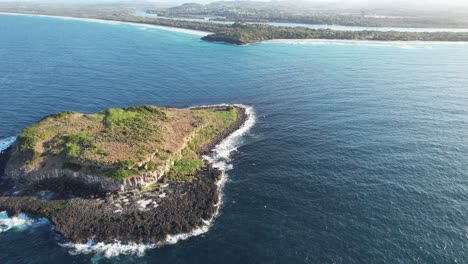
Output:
0 136 16 152
59 104 256 258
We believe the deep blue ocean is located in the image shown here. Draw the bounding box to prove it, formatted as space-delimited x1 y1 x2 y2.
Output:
0 14 467 264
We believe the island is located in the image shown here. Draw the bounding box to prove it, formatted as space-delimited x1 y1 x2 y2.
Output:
0 105 247 243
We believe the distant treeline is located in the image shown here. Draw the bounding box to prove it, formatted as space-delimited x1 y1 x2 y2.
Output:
1 8 467 45
101 14 468 45
149 1 468 29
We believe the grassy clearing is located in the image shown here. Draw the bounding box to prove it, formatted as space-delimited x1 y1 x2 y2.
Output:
103 108 139 131
85 114 103 122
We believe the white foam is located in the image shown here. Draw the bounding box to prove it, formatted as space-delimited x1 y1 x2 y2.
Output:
0 136 16 152
60 240 156 258
0 211 48 233
60 223 211 258
203 104 256 173
163 224 210 245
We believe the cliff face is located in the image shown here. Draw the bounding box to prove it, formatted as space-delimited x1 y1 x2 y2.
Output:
3 156 174 193
0 147 11 176
4 159 172 193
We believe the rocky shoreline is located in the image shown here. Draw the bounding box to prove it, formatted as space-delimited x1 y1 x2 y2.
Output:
201 34 248 46
0 106 248 244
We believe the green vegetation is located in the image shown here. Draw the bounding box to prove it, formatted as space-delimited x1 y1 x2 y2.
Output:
16 112 73 163
97 14 468 45
167 158 204 181
47 111 77 120
200 22 468 44
61 131 93 160
146 160 160 171
111 167 138 181
11 105 239 184
103 108 139 130
101 106 167 143
167 107 237 181
151 1 468 28
85 114 103 122
92 13 468 44
16 126 42 164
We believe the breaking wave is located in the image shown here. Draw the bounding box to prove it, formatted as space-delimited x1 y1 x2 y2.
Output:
60 241 156 259
0 211 48 233
0 136 16 152
59 104 256 259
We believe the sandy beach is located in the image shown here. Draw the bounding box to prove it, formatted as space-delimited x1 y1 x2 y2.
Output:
0 12 212 36
264 38 468 45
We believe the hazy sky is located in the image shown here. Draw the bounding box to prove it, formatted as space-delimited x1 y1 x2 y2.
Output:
2 0 468 9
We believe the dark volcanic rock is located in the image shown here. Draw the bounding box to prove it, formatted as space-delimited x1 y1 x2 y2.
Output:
0 147 15 194
0 164 221 243
0 146 11 176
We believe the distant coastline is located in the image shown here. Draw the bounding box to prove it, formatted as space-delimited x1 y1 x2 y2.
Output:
0 12 212 36
2 12 468 45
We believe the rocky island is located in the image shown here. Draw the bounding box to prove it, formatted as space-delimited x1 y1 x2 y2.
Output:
0 105 247 243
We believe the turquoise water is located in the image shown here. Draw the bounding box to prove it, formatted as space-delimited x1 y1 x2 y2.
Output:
0 14 468 263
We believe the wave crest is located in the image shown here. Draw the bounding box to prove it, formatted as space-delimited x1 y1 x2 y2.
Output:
0 211 48 233
0 136 16 152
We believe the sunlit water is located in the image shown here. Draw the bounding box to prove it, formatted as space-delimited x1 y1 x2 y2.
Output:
0 14 467 264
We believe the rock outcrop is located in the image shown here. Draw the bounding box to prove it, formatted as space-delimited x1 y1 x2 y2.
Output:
0 105 248 243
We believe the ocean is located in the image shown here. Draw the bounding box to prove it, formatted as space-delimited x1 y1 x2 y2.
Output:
0 14 467 264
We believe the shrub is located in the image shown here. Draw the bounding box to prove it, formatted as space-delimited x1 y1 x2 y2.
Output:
61 131 93 161
146 160 160 171
63 142 80 160
103 108 138 130
86 114 103 122
170 158 203 177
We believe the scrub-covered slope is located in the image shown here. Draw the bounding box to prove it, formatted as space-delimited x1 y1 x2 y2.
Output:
5 105 238 193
